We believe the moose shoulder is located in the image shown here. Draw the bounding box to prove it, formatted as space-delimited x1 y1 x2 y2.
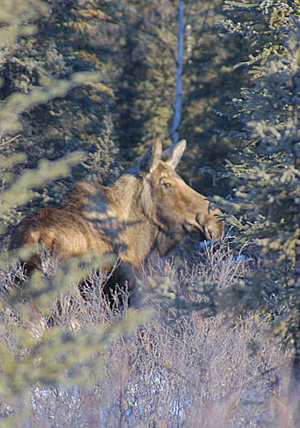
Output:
9 139 224 298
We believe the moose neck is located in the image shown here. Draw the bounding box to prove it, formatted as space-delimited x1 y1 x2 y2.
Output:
106 173 161 266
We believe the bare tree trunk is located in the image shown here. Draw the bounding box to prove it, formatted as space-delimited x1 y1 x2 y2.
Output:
171 0 184 144
289 312 300 423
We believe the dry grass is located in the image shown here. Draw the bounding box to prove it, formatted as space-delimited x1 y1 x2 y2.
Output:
0 236 297 427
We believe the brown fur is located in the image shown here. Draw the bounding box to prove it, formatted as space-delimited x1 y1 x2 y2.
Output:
9 140 224 297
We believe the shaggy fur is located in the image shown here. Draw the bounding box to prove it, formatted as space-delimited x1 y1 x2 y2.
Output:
9 140 224 296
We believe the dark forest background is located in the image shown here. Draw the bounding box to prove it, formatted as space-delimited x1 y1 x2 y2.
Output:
1 0 243 206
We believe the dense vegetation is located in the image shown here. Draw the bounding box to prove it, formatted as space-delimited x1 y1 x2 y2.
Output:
1 0 300 426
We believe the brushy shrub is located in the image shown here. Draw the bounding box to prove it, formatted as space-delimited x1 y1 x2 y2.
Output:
0 237 295 428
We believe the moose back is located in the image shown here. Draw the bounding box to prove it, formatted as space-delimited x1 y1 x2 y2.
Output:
9 139 224 298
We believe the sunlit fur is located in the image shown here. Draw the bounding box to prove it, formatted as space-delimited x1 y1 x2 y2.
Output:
9 140 224 296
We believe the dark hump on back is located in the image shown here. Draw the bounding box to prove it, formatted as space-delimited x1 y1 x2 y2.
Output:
63 181 106 212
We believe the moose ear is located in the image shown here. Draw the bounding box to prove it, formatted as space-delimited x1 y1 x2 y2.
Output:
161 139 186 169
139 139 163 173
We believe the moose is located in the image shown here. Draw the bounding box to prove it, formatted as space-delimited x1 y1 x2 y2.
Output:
9 139 224 303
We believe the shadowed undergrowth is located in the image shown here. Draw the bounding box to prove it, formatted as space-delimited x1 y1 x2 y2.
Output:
0 237 296 428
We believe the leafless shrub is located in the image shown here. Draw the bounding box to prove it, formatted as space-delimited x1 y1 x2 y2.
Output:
0 237 296 427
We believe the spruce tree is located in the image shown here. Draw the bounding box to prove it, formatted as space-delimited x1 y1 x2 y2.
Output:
0 5 147 425
219 0 300 391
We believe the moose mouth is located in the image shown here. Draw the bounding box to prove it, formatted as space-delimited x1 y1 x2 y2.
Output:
183 217 212 241
196 213 214 240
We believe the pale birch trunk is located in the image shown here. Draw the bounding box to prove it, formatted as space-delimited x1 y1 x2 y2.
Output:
171 0 184 144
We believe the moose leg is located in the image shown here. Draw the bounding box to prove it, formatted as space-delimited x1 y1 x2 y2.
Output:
103 261 138 309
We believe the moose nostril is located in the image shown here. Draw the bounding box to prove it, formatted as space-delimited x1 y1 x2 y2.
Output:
196 213 202 225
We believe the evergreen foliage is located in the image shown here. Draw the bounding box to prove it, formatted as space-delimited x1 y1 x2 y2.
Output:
113 0 242 195
218 0 300 368
1 0 240 200
0 2 149 422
